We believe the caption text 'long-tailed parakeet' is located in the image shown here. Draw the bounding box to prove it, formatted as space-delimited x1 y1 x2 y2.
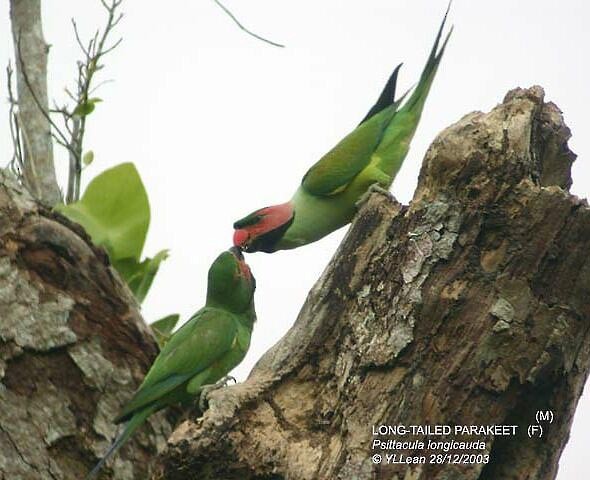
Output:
87 247 256 478
233 7 452 253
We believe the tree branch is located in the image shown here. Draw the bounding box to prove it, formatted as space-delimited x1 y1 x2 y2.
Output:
9 0 61 205
213 0 285 48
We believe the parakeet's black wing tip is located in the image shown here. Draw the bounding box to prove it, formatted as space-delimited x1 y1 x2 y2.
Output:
359 62 403 125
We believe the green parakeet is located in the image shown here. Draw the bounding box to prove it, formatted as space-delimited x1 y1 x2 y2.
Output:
87 247 256 478
233 8 452 253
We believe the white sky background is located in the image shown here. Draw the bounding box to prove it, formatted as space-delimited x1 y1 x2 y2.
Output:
1 0 589 477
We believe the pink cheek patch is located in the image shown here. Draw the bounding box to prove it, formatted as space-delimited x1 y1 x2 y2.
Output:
239 262 252 280
233 229 249 247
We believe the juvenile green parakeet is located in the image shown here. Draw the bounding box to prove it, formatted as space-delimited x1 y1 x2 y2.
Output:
87 247 256 478
233 8 451 253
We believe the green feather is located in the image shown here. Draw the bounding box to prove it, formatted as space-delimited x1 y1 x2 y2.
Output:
373 7 452 173
87 249 256 478
301 105 396 196
277 8 452 250
114 309 239 423
233 6 452 253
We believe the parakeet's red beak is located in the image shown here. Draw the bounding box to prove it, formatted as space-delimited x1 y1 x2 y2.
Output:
233 229 250 250
229 246 253 281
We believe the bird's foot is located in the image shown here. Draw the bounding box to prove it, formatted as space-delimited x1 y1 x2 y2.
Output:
198 375 237 410
355 183 393 208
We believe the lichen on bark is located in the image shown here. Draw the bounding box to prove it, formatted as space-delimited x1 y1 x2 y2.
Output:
1 85 587 480
0 171 173 479
152 87 588 480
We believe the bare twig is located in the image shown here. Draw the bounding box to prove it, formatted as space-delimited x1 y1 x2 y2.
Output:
49 103 74 136
7 63 24 179
8 0 122 204
67 118 81 202
88 79 114 95
213 0 285 48
16 37 76 155
64 87 77 103
71 20 90 59
64 0 124 203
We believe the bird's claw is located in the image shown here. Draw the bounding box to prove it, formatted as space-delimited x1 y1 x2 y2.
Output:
198 375 237 410
355 183 392 208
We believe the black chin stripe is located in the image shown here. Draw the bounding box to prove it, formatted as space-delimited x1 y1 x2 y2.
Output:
250 213 295 253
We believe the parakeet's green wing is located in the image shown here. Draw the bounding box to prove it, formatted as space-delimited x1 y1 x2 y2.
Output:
301 105 395 196
115 308 237 422
300 65 403 197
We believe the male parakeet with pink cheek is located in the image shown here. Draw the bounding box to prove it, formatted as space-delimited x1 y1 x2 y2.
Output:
87 247 256 478
233 8 452 253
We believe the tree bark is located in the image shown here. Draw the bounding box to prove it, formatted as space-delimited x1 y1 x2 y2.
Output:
1 86 586 480
0 171 174 479
10 0 61 205
152 86 588 480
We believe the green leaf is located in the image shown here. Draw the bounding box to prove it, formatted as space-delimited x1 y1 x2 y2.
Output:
73 97 103 117
56 162 149 262
56 162 167 303
82 151 94 166
116 249 169 303
150 314 180 348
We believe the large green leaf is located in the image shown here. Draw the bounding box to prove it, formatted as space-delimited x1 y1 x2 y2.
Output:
56 162 149 261
150 314 180 348
116 250 169 304
56 162 166 303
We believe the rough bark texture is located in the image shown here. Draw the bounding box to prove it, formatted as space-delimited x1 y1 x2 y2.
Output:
0 171 174 479
152 86 588 480
10 0 61 205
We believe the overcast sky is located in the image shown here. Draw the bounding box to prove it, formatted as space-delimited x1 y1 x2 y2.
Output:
1 0 588 477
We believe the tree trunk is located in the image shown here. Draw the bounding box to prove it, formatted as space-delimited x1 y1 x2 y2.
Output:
0 171 174 479
152 86 588 480
10 0 61 205
1 86 586 480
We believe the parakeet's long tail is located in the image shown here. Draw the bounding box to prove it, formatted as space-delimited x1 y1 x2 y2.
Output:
372 1 452 177
400 1 453 115
86 406 156 479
